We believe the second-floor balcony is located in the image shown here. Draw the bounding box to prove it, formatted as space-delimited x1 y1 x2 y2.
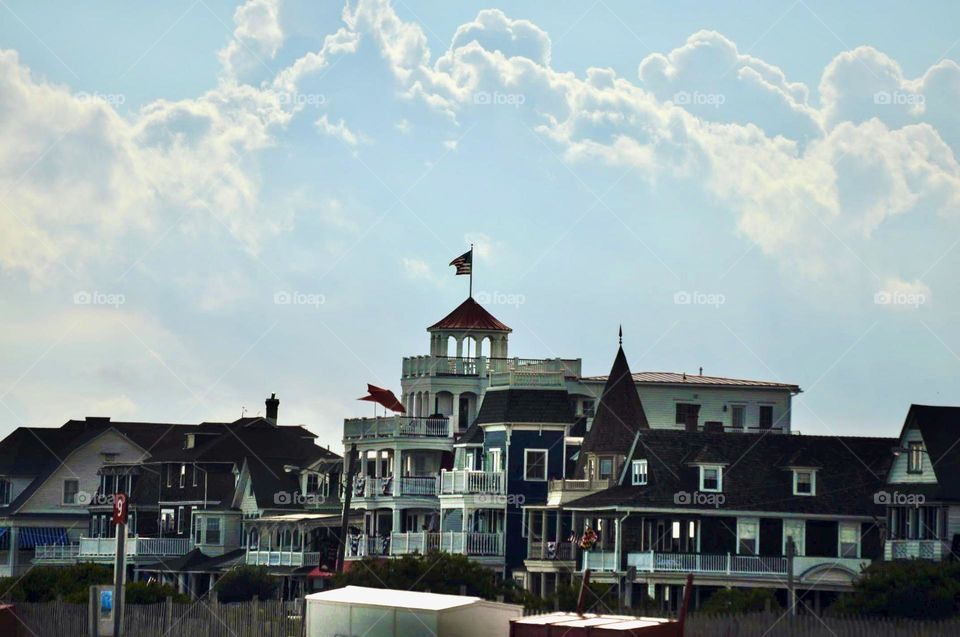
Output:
546 478 612 506
344 416 450 441
246 550 323 567
885 539 950 561
353 475 439 499
35 536 191 563
616 551 869 579
346 531 504 559
527 540 575 562
439 470 505 496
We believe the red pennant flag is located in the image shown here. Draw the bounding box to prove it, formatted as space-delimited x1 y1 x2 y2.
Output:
358 384 406 413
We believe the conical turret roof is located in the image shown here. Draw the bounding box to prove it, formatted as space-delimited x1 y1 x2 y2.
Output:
428 297 511 332
580 344 649 457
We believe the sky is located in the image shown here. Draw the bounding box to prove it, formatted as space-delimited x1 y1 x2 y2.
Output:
1 0 958 452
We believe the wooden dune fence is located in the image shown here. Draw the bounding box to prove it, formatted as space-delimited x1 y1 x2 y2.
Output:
10 599 304 637
684 611 960 636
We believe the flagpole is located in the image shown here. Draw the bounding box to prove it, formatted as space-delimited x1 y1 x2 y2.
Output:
469 244 474 298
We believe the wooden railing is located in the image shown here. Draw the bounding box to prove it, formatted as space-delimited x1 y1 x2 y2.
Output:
439 532 504 556
546 478 611 505
343 416 450 440
439 470 505 495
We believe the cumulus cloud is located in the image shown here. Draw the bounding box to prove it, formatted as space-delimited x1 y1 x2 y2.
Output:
316 114 368 146
220 0 285 78
450 9 551 66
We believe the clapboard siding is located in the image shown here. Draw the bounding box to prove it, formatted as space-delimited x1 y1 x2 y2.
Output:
888 427 937 484
18 429 146 514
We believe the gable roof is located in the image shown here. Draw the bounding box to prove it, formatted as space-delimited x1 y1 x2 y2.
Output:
475 389 576 425
455 421 484 446
428 297 511 332
578 346 649 460
567 429 895 517
900 404 960 499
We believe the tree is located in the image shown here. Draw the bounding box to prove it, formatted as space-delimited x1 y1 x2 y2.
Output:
0 564 112 603
699 588 780 615
213 566 279 603
828 560 960 620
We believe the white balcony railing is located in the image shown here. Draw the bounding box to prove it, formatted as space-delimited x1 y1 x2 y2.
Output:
346 532 504 559
402 356 582 379
390 532 440 555
344 416 450 440
439 532 504 557
885 539 949 561
582 550 619 572
72 537 191 559
439 470 505 495
546 478 611 506
625 551 869 578
34 544 80 561
488 370 565 388
353 475 439 498
245 550 322 567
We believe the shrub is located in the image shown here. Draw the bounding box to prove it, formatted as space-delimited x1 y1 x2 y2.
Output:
213 566 278 603
0 564 112 603
828 560 960 620
125 581 190 604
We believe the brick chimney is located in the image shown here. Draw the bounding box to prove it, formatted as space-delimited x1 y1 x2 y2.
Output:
265 393 279 425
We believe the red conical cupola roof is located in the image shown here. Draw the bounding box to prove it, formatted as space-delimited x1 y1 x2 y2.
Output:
428 297 511 332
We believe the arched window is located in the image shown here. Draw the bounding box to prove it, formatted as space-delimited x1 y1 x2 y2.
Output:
292 529 301 549
248 527 258 549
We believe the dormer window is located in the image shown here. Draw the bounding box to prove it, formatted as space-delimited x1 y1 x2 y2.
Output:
598 457 614 479
907 442 924 474
631 459 648 486
793 470 815 496
700 466 722 492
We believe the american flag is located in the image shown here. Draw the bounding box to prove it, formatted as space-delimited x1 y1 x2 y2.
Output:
449 248 472 275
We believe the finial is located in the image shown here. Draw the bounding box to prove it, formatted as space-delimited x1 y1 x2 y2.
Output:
618 325 623 345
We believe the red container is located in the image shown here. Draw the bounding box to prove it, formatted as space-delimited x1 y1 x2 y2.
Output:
0 604 20 637
510 612 682 637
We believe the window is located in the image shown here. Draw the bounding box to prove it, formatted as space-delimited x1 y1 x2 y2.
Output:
783 519 805 556
206 517 221 545
731 405 745 429
759 405 774 429
738 518 758 555
631 460 648 486
192 465 198 487
524 449 548 481
700 466 722 492
177 506 184 534
179 464 186 488
582 400 596 417
194 516 202 545
599 457 614 479
248 527 259 549
464 451 475 470
63 479 80 505
676 403 701 430
793 470 815 496
306 473 320 494
161 508 175 533
839 522 860 558
0 478 10 506
487 448 502 472
907 441 924 474
166 464 172 488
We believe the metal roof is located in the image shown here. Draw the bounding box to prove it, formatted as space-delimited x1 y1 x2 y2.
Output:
582 371 800 391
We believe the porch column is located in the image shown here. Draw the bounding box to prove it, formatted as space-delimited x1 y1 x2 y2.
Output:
392 508 401 535
7 527 18 575
451 392 461 430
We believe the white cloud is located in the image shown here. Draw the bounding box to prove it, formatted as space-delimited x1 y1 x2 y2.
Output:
450 9 551 66
220 0 285 78
401 257 441 285
315 114 368 146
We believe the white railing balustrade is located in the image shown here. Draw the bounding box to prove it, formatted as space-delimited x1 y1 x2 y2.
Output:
439 470 505 495
625 551 868 577
34 544 80 561
398 476 438 496
582 550 619 572
437 532 504 556
528 540 574 561
402 356 582 379
245 550 322 567
75 537 190 559
344 416 451 440
390 532 440 555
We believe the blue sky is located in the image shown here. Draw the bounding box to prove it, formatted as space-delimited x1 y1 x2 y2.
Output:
1 0 958 451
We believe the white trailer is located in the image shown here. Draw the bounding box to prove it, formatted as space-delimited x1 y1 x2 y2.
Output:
304 586 522 637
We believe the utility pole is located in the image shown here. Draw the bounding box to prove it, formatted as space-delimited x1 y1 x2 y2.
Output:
336 444 358 573
786 536 796 616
